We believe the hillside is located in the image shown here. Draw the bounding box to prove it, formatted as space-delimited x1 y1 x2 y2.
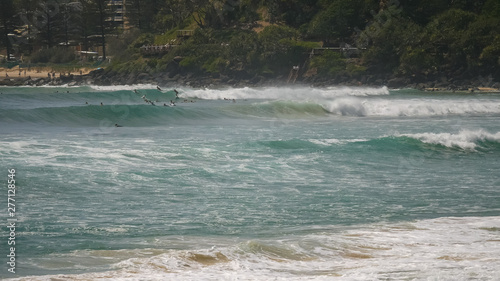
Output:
1 0 499 89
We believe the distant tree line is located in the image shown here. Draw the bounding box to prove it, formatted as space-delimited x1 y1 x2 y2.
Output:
1 0 499 81
0 0 149 62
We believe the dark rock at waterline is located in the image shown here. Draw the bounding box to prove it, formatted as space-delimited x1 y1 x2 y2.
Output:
387 77 408 88
137 72 151 81
7 66 495 90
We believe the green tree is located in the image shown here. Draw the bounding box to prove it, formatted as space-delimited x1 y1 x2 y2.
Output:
188 0 215 28
480 35 500 72
310 50 345 75
58 1 83 47
399 0 487 25
272 0 321 29
0 0 15 60
225 31 259 69
79 0 98 52
36 0 61 48
482 0 500 18
126 0 164 31
460 15 500 72
307 0 367 44
423 9 478 70
399 0 450 25
15 0 39 55
259 25 301 72
95 0 107 59
90 0 118 60
358 5 414 73
399 47 435 75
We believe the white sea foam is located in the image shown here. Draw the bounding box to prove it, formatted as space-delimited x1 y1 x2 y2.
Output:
308 138 368 146
8 216 500 281
89 84 159 91
186 86 389 100
400 129 500 150
323 97 500 116
0 140 38 150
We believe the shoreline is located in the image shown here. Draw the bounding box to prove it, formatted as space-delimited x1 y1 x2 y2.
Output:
0 66 92 79
1 66 498 93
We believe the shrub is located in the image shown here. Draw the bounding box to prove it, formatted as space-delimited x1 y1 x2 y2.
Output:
30 48 75 64
310 50 345 75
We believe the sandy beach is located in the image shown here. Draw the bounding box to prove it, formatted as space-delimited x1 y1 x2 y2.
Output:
1 66 93 79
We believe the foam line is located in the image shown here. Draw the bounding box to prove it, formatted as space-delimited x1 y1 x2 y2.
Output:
399 129 500 150
187 86 390 100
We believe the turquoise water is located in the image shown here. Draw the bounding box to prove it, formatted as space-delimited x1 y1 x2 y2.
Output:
1 85 499 280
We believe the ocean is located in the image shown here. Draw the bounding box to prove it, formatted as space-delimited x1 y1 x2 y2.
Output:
1 85 499 280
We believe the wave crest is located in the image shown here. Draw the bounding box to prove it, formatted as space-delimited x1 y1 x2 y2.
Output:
187 86 389 100
400 130 500 150
323 98 500 117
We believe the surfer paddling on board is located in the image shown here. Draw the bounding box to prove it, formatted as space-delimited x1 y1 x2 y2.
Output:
115 123 122 127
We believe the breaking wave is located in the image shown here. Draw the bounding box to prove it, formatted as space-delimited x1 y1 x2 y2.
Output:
7 216 500 281
399 129 500 150
323 97 500 117
185 86 390 100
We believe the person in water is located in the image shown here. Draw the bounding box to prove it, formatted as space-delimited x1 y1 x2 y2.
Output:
100 102 103 106
115 123 122 127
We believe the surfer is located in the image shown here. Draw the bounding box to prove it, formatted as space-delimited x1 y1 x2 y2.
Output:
157 85 162 91
100 102 103 106
114 123 122 127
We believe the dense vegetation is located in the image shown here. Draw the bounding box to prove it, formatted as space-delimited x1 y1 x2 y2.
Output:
1 0 499 86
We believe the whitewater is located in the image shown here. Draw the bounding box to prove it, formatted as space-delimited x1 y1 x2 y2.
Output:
0 85 499 280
